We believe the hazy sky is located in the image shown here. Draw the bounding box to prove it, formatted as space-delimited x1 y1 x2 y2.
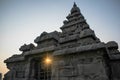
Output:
0 0 120 78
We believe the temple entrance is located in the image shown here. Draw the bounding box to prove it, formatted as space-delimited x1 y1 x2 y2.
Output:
30 58 51 80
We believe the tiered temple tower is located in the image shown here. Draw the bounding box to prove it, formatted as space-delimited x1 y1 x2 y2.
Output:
4 3 120 80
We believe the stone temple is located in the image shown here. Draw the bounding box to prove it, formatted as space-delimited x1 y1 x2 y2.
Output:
4 3 120 80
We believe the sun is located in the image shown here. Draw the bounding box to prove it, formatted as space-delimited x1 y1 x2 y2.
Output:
45 57 52 65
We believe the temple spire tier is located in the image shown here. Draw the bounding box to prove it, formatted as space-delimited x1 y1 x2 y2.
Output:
60 3 86 33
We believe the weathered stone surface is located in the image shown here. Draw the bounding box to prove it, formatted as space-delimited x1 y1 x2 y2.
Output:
19 43 35 52
3 2 120 80
110 61 120 80
106 41 118 49
52 51 109 80
4 54 25 63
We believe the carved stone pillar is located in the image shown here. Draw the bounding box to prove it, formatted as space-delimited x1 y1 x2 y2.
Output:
25 58 32 80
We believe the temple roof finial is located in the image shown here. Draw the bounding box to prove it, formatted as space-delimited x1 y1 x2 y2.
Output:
71 2 80 13
73 2 77 7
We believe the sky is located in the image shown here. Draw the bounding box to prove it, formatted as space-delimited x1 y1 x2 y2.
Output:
0 0 120 78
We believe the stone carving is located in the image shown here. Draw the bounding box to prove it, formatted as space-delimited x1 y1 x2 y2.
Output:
19 43 35 52
4 2 120 80
34 31 60 49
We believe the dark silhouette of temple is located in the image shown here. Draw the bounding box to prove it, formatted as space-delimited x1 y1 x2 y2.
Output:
4 3 120 80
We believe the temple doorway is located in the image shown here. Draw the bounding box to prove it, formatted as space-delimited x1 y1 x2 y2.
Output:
30 57 51 80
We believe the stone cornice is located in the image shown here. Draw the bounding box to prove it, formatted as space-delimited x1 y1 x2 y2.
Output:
53 42 105 56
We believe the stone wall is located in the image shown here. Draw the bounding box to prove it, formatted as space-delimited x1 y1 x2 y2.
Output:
52 50 109 80
4 61 27 80
110 61 120 80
